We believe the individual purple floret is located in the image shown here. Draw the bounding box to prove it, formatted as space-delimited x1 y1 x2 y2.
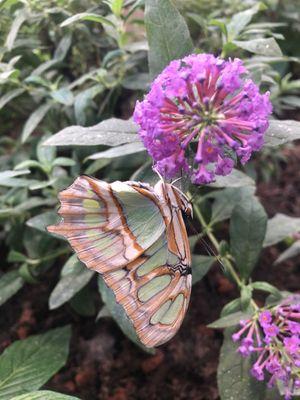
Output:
133 54 272 184
231 296 300 399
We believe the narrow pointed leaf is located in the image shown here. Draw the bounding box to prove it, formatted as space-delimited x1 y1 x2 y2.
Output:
263 213 300 247
5 9 28 50
88 141 145 160
61 13 115 28
274 241 300 265
0 88 25 110
21 103 52 143
43 118 138 147
208 311 252 329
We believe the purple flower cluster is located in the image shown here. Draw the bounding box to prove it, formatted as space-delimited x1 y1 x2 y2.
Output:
232 297 300 399
133 54 272 184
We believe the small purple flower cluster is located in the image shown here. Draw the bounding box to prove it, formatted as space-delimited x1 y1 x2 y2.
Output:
133 54 272 184
232 297 300 399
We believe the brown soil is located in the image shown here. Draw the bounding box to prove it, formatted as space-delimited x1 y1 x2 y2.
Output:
0 145 299 400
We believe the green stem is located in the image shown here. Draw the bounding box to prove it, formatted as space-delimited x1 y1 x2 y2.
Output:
190 193 242 288
192 198 220 252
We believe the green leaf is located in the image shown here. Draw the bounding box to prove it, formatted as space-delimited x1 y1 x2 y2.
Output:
50 88 74 106
266 291 293 307
263 213 300 247
70 286 96 317
221 298 241 317
122 73 150 91
37 135 56 166
31 35 72 76
208 311 252 329
52 157 76 167
7 250 28 262
210 19 227 36
210 187 256 224
74 85 104 125
61 13 115 28
43 118 138 147
0 88 25 110
21 103 52 143
251 281 282 298
217 329 266 400
0 270 24 306
0 170 30 183
14 160 44 171
17 198 56 212
0 178 39 188
192 255 215 285
209 169 255 188
230 192 267 279
11 391 80 400
19 263 38 284
145 0 193 78
84 159 111 175
97 276 155 354
109 0 124 17
29 179 57 191
5 9 28 50
26 211 60 235
0 326 71 399
233 38 282 56
49 255 94 310
241 285 253 310
264 119 300 147
88 142 145 160
274 241 300 265
227 3 266 41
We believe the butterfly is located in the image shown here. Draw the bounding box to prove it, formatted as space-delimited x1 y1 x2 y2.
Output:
48 175 192 347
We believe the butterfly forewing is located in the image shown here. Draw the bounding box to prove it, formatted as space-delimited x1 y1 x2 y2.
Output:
48 176 165 273
48 176 191 347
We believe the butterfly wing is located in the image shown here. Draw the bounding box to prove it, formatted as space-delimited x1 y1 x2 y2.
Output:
48 177 191 347
47 176 165 273
101 183 192 347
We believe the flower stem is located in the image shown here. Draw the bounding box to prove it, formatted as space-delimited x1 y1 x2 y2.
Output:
190 194 242 288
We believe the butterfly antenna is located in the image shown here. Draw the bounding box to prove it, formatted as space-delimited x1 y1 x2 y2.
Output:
171 177 182 186
187 220 226 270
199 236 226 271
153 166 164 182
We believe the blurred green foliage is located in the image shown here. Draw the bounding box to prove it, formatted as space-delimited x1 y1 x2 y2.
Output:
1 0 300 398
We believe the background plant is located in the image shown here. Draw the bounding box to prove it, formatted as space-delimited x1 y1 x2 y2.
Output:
0 0 300 399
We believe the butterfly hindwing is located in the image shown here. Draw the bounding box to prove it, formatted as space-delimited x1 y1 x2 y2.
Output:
103 230 191 347
48 177 192 347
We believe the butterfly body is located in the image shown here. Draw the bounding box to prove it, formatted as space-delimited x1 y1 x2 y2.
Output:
48 176 192 347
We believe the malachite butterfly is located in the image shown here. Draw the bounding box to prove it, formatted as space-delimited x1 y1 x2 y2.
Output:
48 176 192 347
